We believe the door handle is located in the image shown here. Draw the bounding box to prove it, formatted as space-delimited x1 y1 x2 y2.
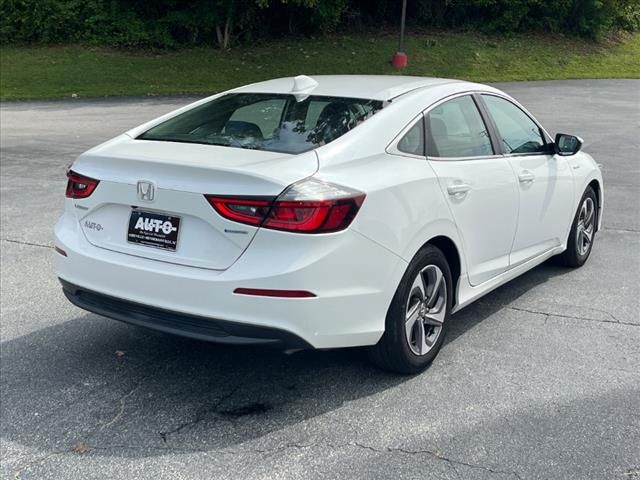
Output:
447 183 471 196
518 171 535 184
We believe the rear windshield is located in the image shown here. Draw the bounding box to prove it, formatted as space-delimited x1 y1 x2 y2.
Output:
138 93 384 154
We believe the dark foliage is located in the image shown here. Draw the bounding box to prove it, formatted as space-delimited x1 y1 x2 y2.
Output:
1 0 638 47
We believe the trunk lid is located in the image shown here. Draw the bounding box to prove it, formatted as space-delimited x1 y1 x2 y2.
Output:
70 136 318 270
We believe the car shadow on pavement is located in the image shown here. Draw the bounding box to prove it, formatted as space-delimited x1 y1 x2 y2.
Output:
1 261 571 459
1 317 405 458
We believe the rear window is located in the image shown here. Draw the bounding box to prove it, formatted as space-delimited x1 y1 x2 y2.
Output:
139 93 384 154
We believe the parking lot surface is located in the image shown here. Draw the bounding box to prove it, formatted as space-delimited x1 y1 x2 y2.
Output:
1 80 639 479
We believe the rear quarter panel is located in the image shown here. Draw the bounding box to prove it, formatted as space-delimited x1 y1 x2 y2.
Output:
315 151 466 278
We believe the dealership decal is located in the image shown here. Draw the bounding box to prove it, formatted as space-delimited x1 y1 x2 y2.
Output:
134 217 177 235
127 210 180 251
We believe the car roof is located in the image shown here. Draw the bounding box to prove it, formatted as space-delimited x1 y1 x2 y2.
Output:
230 75 464 101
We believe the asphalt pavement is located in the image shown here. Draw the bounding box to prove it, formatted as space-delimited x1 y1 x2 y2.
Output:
1 80 639 480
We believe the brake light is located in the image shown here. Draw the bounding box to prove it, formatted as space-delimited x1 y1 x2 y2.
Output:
206 197 272 226
66 170 99 199
205 179 365 234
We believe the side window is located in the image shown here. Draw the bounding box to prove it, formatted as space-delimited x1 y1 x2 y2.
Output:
228 98 286 139
426 96 493 158
482 95 546 154
397 118 425 156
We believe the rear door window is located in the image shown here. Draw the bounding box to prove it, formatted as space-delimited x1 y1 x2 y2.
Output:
426 95 494 158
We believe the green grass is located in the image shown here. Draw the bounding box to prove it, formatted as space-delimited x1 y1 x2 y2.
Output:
1 31 639 100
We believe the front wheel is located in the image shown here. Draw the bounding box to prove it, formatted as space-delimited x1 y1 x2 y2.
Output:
368 245 452 374
557 186 598 268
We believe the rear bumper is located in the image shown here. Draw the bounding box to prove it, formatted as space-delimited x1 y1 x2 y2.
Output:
60 279 312 348
54 211 407 349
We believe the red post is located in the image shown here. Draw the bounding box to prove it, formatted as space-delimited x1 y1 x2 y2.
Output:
392 0 408 69
392 52 408 69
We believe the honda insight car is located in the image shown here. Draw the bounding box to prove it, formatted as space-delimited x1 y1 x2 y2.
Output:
55 75 603 373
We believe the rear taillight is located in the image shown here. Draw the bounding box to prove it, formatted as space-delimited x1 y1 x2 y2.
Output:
206 197 273 226
205 179 365 234
66 170 99 199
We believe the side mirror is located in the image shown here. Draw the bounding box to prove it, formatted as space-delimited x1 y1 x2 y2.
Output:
554 133 583 156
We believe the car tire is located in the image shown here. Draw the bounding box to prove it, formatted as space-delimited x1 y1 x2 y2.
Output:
556 186 598 268
368 245 452 374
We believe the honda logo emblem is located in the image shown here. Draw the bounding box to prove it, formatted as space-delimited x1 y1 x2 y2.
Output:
137 181 155 202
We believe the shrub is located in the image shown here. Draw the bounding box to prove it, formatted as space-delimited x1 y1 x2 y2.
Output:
0 0 637 47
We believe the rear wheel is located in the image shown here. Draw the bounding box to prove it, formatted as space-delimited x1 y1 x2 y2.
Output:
368 245 452 374
557 187 598 268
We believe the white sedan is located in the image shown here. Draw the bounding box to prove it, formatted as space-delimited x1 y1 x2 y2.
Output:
55 75 603 373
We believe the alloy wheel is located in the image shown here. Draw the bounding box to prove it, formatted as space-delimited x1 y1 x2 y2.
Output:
576 197 595 256
405 264 447 356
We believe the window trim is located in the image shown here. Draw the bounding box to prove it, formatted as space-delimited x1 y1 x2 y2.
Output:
387 90 554 162
477 92 554 157
472 92 502 155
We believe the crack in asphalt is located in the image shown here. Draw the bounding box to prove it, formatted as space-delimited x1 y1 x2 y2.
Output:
158 386 240 443
77 358 176 446
211 441 524 480
504 305 638 327
1 238 52 249
12 451 68 480
478 301 637 327
602 227 640 234
86 444 199 453
99 385 141 431
197 441 525 479
10 361 177 478
350 442 524 480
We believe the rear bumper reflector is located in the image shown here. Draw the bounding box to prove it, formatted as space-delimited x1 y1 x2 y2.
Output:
54 246 68 257
233 288 316 298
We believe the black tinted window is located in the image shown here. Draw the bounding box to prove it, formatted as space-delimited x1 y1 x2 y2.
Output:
397 118 425 156
139 93 384 154
426 96 493 158
482 95 546 154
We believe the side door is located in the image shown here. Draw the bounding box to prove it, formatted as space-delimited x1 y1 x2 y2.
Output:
479 94 574 267
426 94 519 287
